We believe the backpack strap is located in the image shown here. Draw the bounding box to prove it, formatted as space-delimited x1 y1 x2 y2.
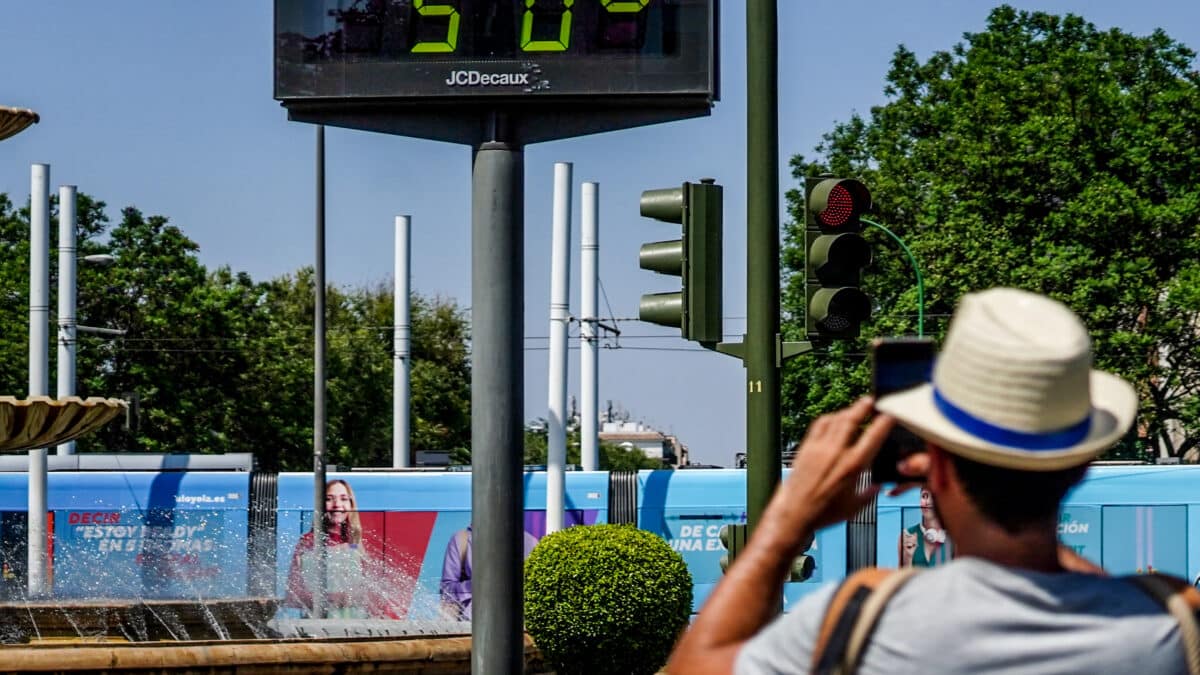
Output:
812 567 921 675
1125 574 1200 675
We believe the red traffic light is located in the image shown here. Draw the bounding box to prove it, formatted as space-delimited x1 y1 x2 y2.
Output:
820 184 856 227
809 178 872 231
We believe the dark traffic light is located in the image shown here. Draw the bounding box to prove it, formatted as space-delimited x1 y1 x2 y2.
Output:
718 523 745 573
719 523 815 581
638 179 723 344
805 177 872 341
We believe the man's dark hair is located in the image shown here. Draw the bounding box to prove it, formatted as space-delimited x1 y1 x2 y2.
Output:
949 453 1088 534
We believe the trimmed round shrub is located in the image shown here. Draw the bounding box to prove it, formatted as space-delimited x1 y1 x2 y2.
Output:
524 524 693 675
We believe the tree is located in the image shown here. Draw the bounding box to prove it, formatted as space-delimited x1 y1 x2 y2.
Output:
781 6 1200 460
76 206 263 455
0 190 473 468
234 271 472 471
0 192 111 399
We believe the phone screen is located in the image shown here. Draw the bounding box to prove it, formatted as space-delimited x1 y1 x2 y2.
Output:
871 338 936 484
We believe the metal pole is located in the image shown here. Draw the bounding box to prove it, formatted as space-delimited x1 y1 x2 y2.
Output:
394 215 412 468
547 162 572 532
28 163 50 598
57 185 78 455
29 164 49 398
580 182 599 472
745 0 782 544
27 448 47 597
470 134 524 675
312 125 327 619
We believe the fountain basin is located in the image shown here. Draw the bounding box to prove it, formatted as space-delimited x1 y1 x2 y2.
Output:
0 634 549 673
0 598 277 643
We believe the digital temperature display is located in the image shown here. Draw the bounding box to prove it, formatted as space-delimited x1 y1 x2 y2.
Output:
275 0 715 102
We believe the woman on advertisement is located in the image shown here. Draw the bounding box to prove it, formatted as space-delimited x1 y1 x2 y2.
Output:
284 479 386 618
899 487 953 567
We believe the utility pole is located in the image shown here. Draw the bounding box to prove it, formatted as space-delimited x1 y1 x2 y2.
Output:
745 0 782 536
312 125 327 619
28 163 50 598
394 215 411 468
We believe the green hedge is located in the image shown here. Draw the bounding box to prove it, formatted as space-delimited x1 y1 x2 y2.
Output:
524 524 693 675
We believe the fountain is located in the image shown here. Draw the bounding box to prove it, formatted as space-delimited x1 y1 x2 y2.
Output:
0 398 277 644
0 398 549 673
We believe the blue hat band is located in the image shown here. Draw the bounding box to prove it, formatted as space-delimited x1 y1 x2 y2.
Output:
932 387 1091 451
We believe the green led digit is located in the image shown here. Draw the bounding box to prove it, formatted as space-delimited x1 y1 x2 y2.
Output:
412 0 460 53
521 0 574 52
602 0 650 13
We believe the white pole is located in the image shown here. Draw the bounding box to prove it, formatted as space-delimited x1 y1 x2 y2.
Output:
580 182 599 472
30 164 49 397
547 162 572 532
28 163 50 598
393 215 412 468
28 448 47 596
57 185 78 455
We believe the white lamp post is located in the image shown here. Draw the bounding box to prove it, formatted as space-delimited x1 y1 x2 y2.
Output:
57 182 117 456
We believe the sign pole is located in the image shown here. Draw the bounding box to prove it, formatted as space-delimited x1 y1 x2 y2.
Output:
745 0 782 570
471 122 526 674
313 124 328 619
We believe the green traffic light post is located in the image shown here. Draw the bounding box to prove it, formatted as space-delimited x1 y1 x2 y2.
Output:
638 1 802 556
636 3 875 595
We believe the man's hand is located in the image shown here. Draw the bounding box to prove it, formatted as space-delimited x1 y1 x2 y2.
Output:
757 398 895 554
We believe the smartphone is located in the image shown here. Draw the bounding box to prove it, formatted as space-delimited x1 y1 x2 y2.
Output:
870 337 936 484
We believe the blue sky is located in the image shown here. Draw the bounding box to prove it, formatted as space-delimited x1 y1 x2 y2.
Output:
2 2 1197 467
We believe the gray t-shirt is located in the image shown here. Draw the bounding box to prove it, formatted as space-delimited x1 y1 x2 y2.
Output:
735 557 1185 675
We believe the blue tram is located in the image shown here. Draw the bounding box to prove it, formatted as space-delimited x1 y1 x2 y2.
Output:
0 462 1194 614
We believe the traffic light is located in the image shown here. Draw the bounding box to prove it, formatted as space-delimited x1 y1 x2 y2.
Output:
805 177 872 341
719 523 816 581
789 552 817 582
718 523 745 573
638 179 723 345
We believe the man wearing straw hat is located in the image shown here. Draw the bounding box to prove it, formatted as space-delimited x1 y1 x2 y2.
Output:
669 288 1196 674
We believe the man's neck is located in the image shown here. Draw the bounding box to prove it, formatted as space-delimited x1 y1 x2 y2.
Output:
947 519 1063 572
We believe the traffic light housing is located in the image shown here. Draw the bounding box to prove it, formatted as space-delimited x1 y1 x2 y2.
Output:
719 524 816 581
718 523 746 574
639 179 723 345
805 177 872 341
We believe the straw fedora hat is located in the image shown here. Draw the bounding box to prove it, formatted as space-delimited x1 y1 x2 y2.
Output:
876 288 1137 471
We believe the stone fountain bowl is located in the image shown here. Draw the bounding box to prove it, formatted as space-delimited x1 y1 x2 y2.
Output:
0 597 278 643
0 396 126 453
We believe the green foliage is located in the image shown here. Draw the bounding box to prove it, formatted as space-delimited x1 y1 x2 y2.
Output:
781 6 1200 459
0 192 472 468
524 524 692 675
